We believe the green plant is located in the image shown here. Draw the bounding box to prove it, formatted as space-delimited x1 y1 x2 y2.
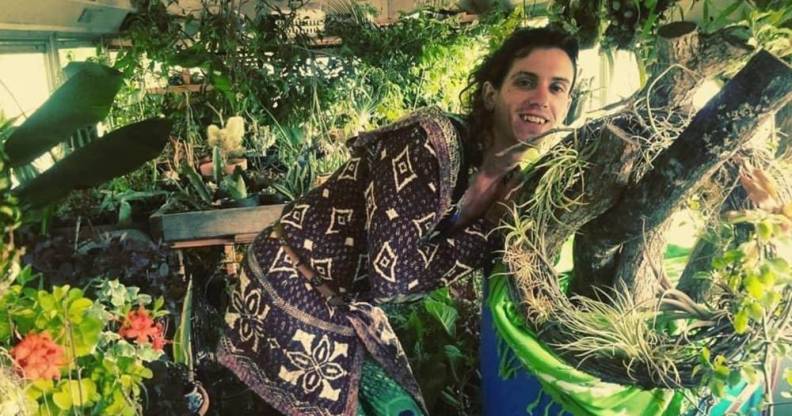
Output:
164 156 248 211
1 119 22 292
271 152 316 202
387 279 482 414
121 0 336 124
0 272 167 415
98 189 168 226
205 116 250 202
207 116 245 159
155 112 263 212
694 175 792 402
3 62 172 213
172 278 194 376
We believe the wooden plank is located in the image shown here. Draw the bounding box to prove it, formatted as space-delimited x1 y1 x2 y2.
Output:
170 237 236 249
146 84 214 95
150 204 285 243
167 232 259 248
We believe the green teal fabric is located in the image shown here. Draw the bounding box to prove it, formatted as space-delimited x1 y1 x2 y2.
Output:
486 265 684 416
357 357 424 416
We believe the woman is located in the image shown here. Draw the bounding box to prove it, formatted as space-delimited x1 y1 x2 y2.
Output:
217 26 578 416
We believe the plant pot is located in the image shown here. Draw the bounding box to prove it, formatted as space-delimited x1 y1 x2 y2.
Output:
149 203 286 244
198 157 248 178
185 382 210 416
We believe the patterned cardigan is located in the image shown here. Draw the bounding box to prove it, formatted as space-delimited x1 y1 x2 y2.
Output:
217 107 497 416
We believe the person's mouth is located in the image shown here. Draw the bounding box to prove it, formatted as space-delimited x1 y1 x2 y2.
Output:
518 113 549 125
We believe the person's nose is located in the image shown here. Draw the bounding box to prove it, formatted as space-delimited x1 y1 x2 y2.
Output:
528 85 550 108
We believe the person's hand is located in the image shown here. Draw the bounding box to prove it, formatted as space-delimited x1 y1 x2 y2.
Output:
453 145 539 230
483 171 524 225
480 142 535 178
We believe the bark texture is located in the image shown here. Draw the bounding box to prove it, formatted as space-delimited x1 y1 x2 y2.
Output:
508 21 791 319
505 21 792 389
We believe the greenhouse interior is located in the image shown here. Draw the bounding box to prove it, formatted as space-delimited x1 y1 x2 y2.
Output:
1 0 791 415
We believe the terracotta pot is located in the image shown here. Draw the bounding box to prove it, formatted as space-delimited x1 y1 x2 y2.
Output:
198 157 248 177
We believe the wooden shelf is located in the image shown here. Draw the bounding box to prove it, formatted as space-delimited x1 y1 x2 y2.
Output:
146 84 213 95
104 37 133 49
311 35 342 47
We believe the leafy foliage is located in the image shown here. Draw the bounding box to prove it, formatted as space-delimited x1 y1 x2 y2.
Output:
116 2 523 209
22 233 183 319
694 200 792 402
4 62 123 168
0 272 166 415
387 276 482 415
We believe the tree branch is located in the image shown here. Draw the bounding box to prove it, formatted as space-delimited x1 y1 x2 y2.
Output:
570 50 792 300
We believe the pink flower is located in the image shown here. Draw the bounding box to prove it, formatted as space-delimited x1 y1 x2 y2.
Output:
11 332 66 380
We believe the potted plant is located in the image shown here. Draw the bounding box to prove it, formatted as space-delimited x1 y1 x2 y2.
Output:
198 116 248 178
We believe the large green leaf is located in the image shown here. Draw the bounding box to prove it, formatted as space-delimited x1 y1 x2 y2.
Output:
4 61 123 167
14 118 172 208
173 277 193 371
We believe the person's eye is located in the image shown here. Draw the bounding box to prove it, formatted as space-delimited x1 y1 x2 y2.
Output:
551 83 567 94
515 76 536 88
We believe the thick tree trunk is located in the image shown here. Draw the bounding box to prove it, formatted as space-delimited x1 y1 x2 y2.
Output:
518 120 642 257
568 50 792 303
565 22 753 300
504 21 792 389
507 120 641 309
651 22 754 112
678 107 792 301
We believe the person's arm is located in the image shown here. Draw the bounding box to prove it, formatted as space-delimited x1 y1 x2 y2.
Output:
451 143 534 231
363 129 495 303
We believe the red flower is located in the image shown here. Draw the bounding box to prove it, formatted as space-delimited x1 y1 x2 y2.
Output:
10 332 66 380
151 322 167 351
119 307 167 351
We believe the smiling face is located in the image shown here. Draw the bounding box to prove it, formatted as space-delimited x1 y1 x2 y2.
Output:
484 47 575 149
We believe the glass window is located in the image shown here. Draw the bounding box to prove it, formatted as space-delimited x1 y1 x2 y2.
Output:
0 52 50 122
58 46 98 65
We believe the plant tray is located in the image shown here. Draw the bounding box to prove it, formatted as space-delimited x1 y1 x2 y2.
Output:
149 204 285 248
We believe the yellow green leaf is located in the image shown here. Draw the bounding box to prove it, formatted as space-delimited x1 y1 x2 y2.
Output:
757 221 773 241
748 301 763 320
760 290 781 309
67 298 92 324
734 309 750 334
701 347 711 364
743 274 765 299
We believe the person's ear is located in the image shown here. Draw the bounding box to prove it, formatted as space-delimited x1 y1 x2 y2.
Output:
482 81 496 111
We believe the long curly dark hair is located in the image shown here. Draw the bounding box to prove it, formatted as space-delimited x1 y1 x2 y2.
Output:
461 26 579 163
